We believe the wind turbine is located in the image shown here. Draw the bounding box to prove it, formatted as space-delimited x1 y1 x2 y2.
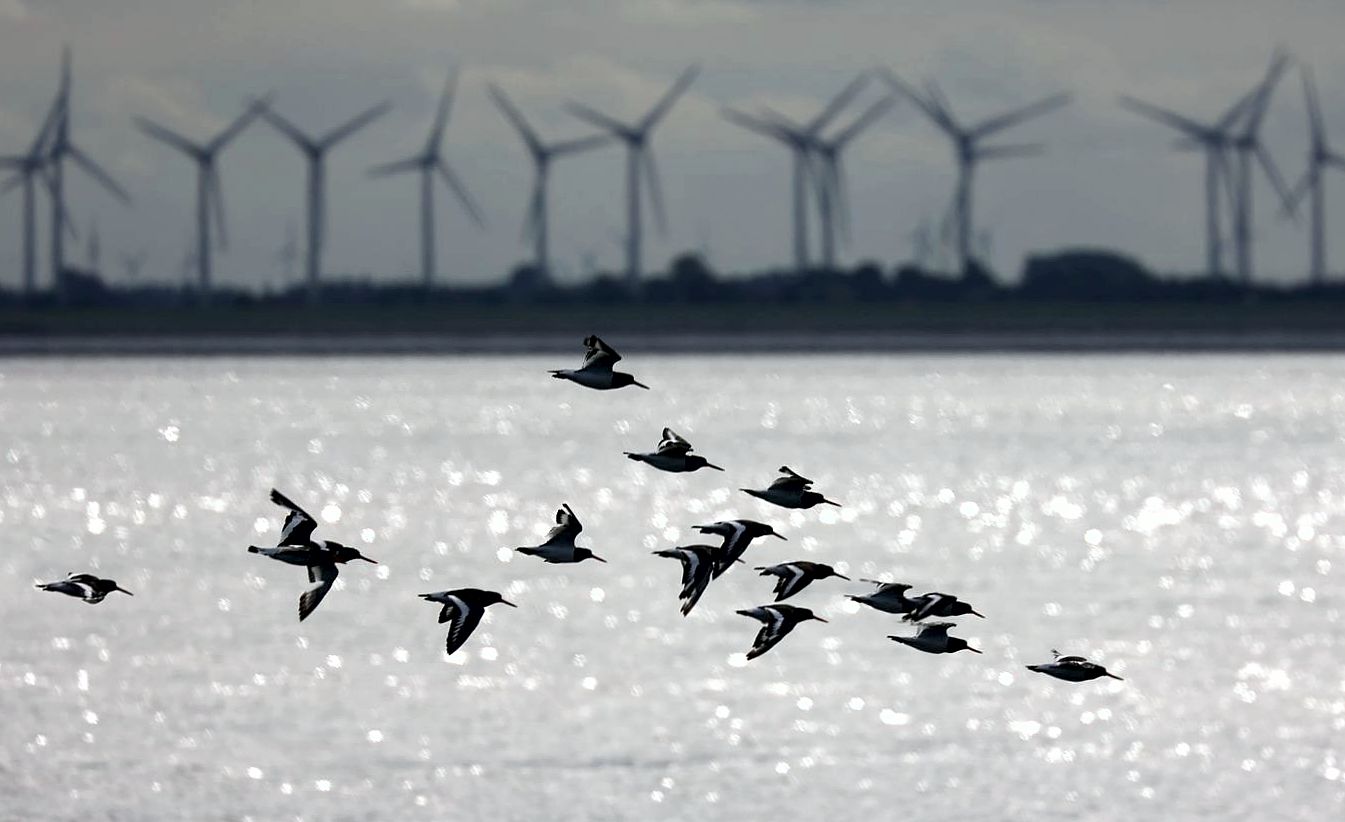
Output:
0 106 58 298
1228 51 1294 284
43 46 132 300
135 100 267 293
883 69 1069 278
726 74 871 271
1288 64 1345 284
259 99 390 299
488 83 609 284
1118 89 1251 279
369 70 483 289
566 65 699 290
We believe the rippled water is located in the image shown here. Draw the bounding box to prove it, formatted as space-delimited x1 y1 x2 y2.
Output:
1 354 1342 821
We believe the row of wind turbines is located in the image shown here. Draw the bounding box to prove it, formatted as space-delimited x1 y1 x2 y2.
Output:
2 48 1342 301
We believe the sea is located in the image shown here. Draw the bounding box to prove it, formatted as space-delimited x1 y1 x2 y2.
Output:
0 354 1341 821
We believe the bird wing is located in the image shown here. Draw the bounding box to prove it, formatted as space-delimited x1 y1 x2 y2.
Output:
769 466 813 493
656 427 693 456
917 621 954 638
775 563 809 600
578 335 621 372
298 562 339 622
442 595 485 655
747 607 790 658
271 488 318 545
910 592 953 621
1055 655 1089 665
680 548 715 616
541 504 582 545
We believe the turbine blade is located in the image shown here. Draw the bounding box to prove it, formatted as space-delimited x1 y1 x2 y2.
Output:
487 84 542 155
830 95 896 147
831 156 852 242
209 97 269 153
1282 170 1312 216
258 106 315 150
522 179 543 243
970 93 1071 139
43 167 78 241
135 117 201 156
429 70 458 148
722 108 794 144
321 101 391 148
976 142 1045 161
368 156 422 177
808 72 869 135
436 159 484 226
641 64 700 131
642 148 667 236
1243 49 1292 133
879 68 950 133
67 145 131 202
1303 64 1326 148
923 80 959 132
549 134 611 157
1255 142 1295 214
565 102 631 137
1118 96 1210 141
0 173 24 197
209 165 228 249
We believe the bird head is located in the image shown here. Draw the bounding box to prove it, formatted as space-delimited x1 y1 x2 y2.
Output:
613 372 650 390
486 591 518 608
575 548 607 563
331 543 378 564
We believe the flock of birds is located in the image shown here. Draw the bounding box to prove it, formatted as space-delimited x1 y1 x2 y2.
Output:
35 335 1123 685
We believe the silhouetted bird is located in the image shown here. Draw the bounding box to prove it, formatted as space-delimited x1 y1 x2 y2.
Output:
1027 650 1124 682
888 622 982 655
741 466 840 509
652 544 719 615
904 591 985 622
516 504 606 563
848 580 917 615
550 335 649 390
247 488 377 621
419 588 516 655
738 604 827 660
625 427 723 473
754 561 849 601
694 519 786 579
35 573 133 604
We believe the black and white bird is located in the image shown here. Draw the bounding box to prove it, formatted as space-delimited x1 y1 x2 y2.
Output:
1027 650 1124 682
247 488 377 621
550 335 649 391
741 466 840 509
651 544 719 616
516 504 607 564
419 588 516 655
737 604 827 660
694 519 786 579
625 428 723 473
35 573 133 604
754 561 849 601
848 580 917 615
888 621 982 655
903 591 985 622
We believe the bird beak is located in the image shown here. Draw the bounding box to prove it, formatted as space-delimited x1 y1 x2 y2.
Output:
706 463 725 471
813 616 829 623
770 532 787 540
1106 672 1124 680
968 647 984 654
115 586 134 596
835 574 851 581
821 498 842 507
358 555 378 563
591 555 608 563
500 599 518 608
970 609 986 618
632 381 650 390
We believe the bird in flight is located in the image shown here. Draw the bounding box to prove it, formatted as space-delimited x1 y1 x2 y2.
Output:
652 544 721 616
625 427 724 473
694 519 785 579
35 573 133 604
737 603 827 660
419 588 516 656
549 335 649 390
515 504 607 564
754 561 849 601
888 621 982 655
1027 650 1124 682
741 466 840 509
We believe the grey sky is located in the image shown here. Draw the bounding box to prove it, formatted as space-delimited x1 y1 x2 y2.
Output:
1 0 1342 289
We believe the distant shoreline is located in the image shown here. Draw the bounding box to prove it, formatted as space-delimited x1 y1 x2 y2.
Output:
6 330 1345 356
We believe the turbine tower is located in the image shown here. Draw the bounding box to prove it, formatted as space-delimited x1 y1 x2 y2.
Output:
370 71 482 288
43 46 132 300
566 65 699 290
488 83 609 283
259 99 390 299
806 96 895 268
1288 64 1345 284
725 73 870 271
136 101 266 293
884 69 1070 278
1118 91 1249 279
0 107 58 299
1228 51 1294 284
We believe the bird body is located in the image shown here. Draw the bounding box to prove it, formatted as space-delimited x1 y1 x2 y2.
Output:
695 519 785 578
550 335 648 390
755 561 849 601
888 621 982 655
741 466 840 509
652 544 718 615
1027 650 1123 682
516 504 606 564
849 581 916 614
737 604 827 659
904 591 985 622
420 588 516 655
247 488 376 621
36 573 132 604
625 427 723 473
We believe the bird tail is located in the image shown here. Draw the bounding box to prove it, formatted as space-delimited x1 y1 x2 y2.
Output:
549 370 567 379
516 547 540 557
623 452 640 461
247 546 264 554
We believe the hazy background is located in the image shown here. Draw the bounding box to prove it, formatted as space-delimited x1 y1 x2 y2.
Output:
2 0 1344 290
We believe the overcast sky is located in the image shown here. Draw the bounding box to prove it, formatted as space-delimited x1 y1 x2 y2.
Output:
1 0 1343 289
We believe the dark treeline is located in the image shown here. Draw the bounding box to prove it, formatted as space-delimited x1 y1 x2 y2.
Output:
3 248 1343 309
